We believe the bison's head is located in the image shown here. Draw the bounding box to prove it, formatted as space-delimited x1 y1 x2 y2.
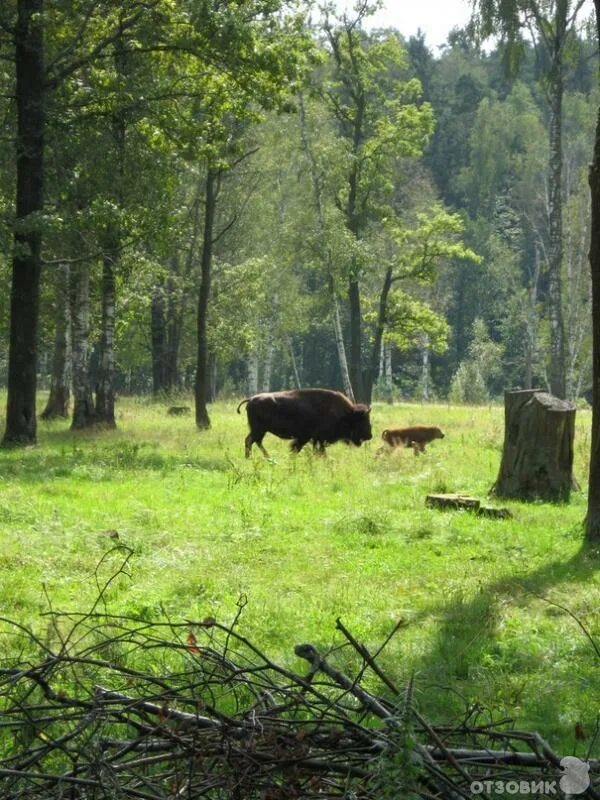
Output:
433 427 445 439
347 404 372 446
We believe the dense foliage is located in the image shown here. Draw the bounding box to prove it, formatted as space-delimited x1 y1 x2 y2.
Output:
0 0 597 417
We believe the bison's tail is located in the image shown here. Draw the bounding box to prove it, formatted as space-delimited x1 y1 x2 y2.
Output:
237 398 250 414
381 429 389 440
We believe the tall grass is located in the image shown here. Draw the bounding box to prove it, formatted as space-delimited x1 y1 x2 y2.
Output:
0 395 597 754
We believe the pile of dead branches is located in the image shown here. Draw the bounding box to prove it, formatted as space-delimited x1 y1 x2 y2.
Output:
0 598 599 799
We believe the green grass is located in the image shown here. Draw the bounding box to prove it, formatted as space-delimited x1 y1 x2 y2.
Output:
0 395 598 755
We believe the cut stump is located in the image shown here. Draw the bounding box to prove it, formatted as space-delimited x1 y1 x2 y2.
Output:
493 389 576 502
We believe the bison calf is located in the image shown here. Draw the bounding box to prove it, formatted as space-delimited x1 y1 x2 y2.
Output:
237 389 372 458
379 425 445 456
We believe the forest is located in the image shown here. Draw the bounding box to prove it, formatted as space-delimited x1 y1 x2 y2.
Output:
4 2 600 796
1 0 599 436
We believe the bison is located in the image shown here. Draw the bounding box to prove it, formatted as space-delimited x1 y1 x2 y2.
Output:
378 425 445 456
237 389 372 458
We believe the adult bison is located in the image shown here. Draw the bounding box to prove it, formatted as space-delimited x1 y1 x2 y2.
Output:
237 389 372 458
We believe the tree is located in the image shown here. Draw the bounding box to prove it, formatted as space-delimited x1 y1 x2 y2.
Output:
184 3 312 429
424 38 488 210
195 168 217 429
70 260 95 429
94 25 128 430
41 263 71 420
3 0 45 445
471 0 591 398
297 91 354 400
449 318 504 403
368 207 479 403
455 82 549 391
585 0 600 538
562 92 595 398
1 0 176 444
204 108 315 397
150 182 204 397
319 8 435 401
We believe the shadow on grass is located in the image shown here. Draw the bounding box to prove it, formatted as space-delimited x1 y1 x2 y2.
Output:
0 428 230 481
406 541 600 750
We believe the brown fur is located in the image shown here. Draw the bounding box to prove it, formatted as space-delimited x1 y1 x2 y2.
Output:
378 425 445 456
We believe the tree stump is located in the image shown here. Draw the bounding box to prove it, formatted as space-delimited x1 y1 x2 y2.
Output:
494 389 576 502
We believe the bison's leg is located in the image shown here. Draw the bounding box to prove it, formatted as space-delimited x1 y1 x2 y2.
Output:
412 441 425 456
312 440 327 455
257 441 270 458
246 431 270 458
290 437 310 453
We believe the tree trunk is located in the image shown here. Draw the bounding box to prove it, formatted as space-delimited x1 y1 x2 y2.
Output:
262 332 274 393
3 0 45 446
195 169 216 430
166 184 204 393
164 274 182 393
494 389 576 502
524 334 533 391
247 351 259 396
151 267 185 396
384 340 393 405
41 263 70 419
344 87 366 403
348 278 365 402
95 241 117 427
151 283 167 395
367 266 393 404
586 14 600 538
70 262 95 429
421 333 430 402
564 203 592 402
94 24 126 428
207 351 217 402
546 0 567 398
287 337 302 389
524 245 542 390
331 288 354 401
297 93 353 401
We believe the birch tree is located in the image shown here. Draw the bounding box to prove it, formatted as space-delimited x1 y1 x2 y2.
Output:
297 92 354 400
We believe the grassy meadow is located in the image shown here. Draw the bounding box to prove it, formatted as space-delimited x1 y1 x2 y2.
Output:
0 395 599 755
